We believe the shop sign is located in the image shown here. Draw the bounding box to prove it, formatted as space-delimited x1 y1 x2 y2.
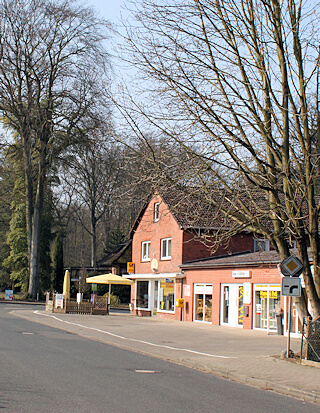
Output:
194 283 212 295
232 270 251 278
127 262 135 273
184 285 191 297
243 282 251 304
260 290 279 299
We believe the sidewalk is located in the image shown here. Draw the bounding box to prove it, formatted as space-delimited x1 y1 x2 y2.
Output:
11 306 320 405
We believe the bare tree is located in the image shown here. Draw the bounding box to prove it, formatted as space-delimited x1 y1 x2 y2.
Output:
0 0 110 297
117 0 320 319
59 132 125 269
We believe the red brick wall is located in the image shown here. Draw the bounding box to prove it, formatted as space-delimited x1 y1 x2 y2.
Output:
132 194 257 274
182 232 255 263
130 193 278 324
181 265 282 329
132 194 183 275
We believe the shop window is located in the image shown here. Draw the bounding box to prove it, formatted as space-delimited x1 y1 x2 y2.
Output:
161 238 171 259
141 241 151 261
254 239 269 252
136 280 149 308
154 202 160 221
194 283 213 323
254 285 280 331
159 278 175 311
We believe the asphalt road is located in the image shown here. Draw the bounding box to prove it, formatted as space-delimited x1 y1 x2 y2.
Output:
0 304 319 413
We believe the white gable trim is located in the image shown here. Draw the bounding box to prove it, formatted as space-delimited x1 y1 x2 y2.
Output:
123 272 184 280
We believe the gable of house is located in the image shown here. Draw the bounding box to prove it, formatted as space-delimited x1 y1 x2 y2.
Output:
129 190 267 274
131 193 184 275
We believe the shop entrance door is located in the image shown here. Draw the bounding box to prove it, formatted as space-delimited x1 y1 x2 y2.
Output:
253 285 281 332
221 284 243 327
194 284 212 323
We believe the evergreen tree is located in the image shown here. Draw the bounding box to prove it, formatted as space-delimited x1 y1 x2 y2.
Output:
104 228 126 256
3 202 29 292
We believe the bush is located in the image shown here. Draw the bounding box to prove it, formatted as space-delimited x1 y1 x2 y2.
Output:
103 292 120 307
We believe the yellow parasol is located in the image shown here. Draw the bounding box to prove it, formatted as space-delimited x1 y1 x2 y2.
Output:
63 269 70 300
86 273 133 305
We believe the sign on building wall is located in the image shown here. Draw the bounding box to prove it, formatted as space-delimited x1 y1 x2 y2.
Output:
127 262 135 273
232 270 251 278
184 285 191 297
243 282 251 304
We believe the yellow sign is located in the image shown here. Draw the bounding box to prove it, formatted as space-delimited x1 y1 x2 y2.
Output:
175 298 184 308
287 260 298 271
280 256 303 276
127 262 135 273
260 290 279 299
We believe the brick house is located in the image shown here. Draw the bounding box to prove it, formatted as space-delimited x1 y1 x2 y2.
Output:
179 249 306 335
125 190 267 321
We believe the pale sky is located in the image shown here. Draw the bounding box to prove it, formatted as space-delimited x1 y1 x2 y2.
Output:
85 0 134 74
86 0 126 23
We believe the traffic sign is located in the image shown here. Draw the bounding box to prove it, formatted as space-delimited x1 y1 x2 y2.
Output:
280 256 303 277
282 277 301 297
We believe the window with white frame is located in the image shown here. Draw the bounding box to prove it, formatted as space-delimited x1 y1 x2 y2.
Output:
254 239 269 252
141 241 151 261
154 202 160 221
161 238 171 259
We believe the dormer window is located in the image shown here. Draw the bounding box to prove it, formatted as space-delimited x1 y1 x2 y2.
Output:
154 202 160 221
254 239 269 252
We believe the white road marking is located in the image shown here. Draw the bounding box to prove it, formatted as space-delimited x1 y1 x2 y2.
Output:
33 310 235 359
135 370 157 373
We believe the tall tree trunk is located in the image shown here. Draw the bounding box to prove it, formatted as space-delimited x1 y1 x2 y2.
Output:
28 149 46 299
91 215 97 270
298 237 320 319
28 206 41 298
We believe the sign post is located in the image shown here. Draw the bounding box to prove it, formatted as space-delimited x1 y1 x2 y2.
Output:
280 256 303 358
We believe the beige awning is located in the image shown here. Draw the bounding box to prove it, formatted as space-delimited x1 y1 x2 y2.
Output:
86 273 134 285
